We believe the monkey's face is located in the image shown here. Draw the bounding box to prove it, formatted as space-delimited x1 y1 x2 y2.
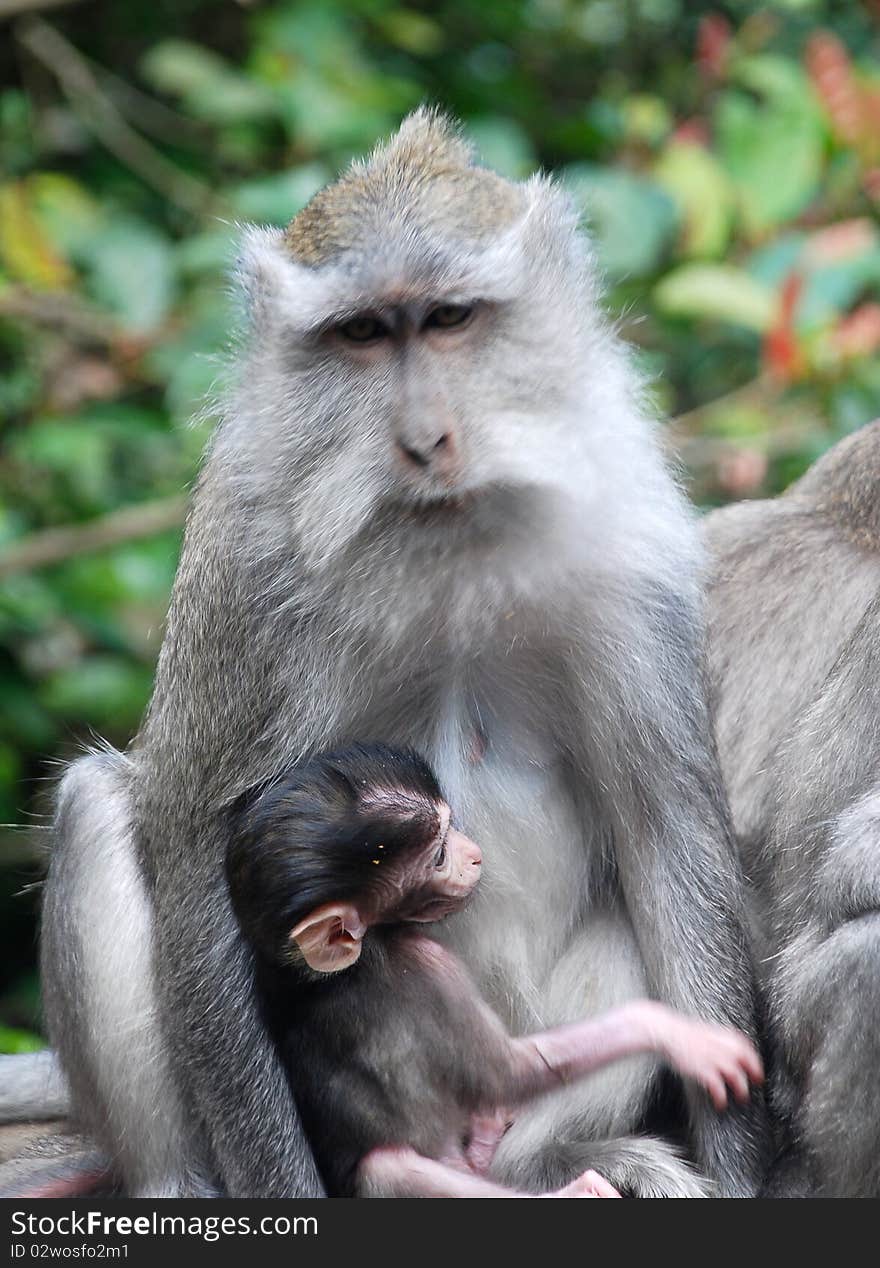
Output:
389 803 483 924
230 151 599 566
288 801 483 975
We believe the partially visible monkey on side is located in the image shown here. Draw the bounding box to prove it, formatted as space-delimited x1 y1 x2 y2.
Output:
705 420 880 1196
227 745 764 1198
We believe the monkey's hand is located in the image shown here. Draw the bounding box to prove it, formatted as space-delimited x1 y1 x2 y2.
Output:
642 1003 764 1111
464 1110 513 1175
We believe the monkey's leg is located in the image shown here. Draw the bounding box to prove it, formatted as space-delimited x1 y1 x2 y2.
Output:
148 855 325 1197
41 750 210 1197
359 1147 620 1198
775 915 880 1197
0 1130 114 1199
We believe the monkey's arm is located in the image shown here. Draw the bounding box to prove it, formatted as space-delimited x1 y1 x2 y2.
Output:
150 864 325 1197
496 1001 761 1112
573 580 772 1193
132 508 330 1197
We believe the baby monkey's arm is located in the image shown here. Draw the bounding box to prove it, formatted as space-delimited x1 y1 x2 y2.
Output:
508 999 764 1112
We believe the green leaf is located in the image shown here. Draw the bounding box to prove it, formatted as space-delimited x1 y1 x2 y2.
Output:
654 264 777 332
746 234 806 286
174 227 238 278
717 57 825 239
0 574 60 635
0 1026 44 1055
564 164 677 279
0 680 54 747
10 406 186 514
252 6 416 149
622 93 673 147
0 181 73 289
141 41 276 124
375 10 445 56
28 173 102 258
82 219 175 333
10 417 112 513
654 142 734 258
468 117 536 179
231 165 330 225
40 655 153 731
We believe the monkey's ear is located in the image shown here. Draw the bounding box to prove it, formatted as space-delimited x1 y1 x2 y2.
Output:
289 902 367 974
234 225 340 332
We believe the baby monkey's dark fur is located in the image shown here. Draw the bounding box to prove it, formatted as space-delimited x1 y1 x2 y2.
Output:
226 745 763 1199
227 744 499 1196
228 745 446 958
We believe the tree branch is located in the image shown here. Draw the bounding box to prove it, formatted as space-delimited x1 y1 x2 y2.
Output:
0 496 187 578
0 0 81 18
0 285 119 346
15 17 221 218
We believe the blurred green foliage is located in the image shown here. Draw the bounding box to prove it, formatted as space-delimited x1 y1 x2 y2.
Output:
2 0 880 1044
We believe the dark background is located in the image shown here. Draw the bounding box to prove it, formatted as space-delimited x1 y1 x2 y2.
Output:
2 0 880 1047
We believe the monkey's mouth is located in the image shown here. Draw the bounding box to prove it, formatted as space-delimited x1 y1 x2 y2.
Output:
407 490 478 518
400 894 474 923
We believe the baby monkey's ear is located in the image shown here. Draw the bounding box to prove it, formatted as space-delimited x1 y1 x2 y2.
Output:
289 902 367 973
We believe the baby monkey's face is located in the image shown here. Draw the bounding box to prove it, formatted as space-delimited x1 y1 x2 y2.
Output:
390 801 483 925
287 799 482 975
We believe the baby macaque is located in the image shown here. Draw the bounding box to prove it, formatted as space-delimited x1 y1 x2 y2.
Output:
227 745 763 1198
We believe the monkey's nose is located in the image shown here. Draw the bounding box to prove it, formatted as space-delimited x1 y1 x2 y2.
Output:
399 441 432 468
396 431 457 477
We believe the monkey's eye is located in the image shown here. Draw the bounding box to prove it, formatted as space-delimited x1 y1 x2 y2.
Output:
337 314 389 344
424 304 474 331
433 843 447 869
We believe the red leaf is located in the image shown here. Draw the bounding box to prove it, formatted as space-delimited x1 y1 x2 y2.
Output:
696 15 732 81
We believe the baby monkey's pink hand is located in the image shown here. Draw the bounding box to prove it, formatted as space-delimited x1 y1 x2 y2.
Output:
639 1002 764 1111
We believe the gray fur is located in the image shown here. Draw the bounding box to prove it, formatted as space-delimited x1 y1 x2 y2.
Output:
705 420 880 1196
492 1133 712 1198
41 748 214 1196
36 110 768 1197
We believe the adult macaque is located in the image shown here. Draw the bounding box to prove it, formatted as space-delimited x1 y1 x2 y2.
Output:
31 110 768 1197
227 745 763 1198
705 420 880 1196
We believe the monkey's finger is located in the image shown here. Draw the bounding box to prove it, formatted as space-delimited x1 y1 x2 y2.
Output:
715 1029 765 1083
738 1044 765 1084
720 1061 752 1104
700 1072 728 1112
720 1041 765 1088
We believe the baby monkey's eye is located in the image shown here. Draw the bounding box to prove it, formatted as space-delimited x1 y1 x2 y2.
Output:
424 304 474 331
433 843 447 869
338 314 389 344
